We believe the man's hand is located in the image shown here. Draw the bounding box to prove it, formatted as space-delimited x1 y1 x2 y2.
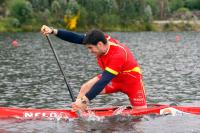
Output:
41 25 54 35
71 96 89 112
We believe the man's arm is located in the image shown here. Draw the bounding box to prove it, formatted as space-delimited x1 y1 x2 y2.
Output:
85 70 116 101
56 29 85 44
41 25 85 44
71 70 116 112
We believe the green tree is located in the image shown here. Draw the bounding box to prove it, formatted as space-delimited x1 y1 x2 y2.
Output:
77 0 119 26
99 14 120 29
115 0 139 24
0 0 6 5
0 0 6 17
66 0 79 15
28 0 52 11
9 0 33 24
59 0 67 5
185 0 200 10
51 0 61 14
169 0 184 12
144 5 153 22
77 6 88 28
157 0 169 19
146 0 159 19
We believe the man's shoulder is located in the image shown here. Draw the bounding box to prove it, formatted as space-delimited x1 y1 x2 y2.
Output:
105 34 120 44
109 42 127 53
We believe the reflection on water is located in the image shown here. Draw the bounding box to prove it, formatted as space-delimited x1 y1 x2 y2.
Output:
0 32 199 132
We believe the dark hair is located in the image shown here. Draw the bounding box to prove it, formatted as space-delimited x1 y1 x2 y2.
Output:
83 29 107 45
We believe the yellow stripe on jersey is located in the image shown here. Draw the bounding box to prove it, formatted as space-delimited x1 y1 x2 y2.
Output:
123 67 142 74
105 67 119 75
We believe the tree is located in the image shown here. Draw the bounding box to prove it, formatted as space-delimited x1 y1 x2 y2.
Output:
28 0 52 11
0 0 6 17
185 0 200 10
144 5 153 22
157 0 169 19
51 0 61 14
169 0 184 12
9 0 33 24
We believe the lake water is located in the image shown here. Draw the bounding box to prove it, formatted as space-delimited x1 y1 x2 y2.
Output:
0 32 199 132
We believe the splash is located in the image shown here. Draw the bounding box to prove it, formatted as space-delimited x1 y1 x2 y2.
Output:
81 110 105 122
160 107 189 116
113 106 127 115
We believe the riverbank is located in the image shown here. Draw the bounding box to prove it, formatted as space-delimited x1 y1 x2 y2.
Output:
153 20 200 32
0 20 200 32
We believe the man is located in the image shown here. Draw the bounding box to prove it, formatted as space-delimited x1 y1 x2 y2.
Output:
41 25 147 112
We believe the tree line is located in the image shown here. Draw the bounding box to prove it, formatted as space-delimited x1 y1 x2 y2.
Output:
0 0 199 32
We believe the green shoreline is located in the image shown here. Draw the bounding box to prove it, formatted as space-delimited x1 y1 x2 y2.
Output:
1 21 200 32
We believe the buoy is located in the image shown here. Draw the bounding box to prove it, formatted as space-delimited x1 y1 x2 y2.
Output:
12 40 19 48
175 35 180 42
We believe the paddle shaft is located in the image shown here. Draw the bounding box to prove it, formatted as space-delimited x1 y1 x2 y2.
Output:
46 35 75 102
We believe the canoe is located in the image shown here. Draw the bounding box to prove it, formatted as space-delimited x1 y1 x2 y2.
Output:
0 104 199 119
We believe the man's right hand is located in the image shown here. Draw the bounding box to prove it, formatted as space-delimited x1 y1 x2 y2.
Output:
41 25 53 35
71 96 89 112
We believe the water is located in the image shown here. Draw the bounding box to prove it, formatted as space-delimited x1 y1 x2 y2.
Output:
0 32 200 132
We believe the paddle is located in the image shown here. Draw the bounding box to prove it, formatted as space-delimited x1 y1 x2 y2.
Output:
45 35 75 102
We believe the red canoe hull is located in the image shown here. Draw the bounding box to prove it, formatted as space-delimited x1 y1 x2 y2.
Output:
0 104 199 119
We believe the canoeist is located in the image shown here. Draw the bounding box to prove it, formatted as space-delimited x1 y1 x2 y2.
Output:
41 25 147 111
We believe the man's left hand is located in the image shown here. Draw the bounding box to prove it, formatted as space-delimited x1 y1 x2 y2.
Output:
71 96 89 112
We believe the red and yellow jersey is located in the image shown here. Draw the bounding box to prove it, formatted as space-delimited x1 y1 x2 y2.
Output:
96 35 141 82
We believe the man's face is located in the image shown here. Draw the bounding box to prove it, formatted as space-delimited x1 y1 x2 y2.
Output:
85 42 105 56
